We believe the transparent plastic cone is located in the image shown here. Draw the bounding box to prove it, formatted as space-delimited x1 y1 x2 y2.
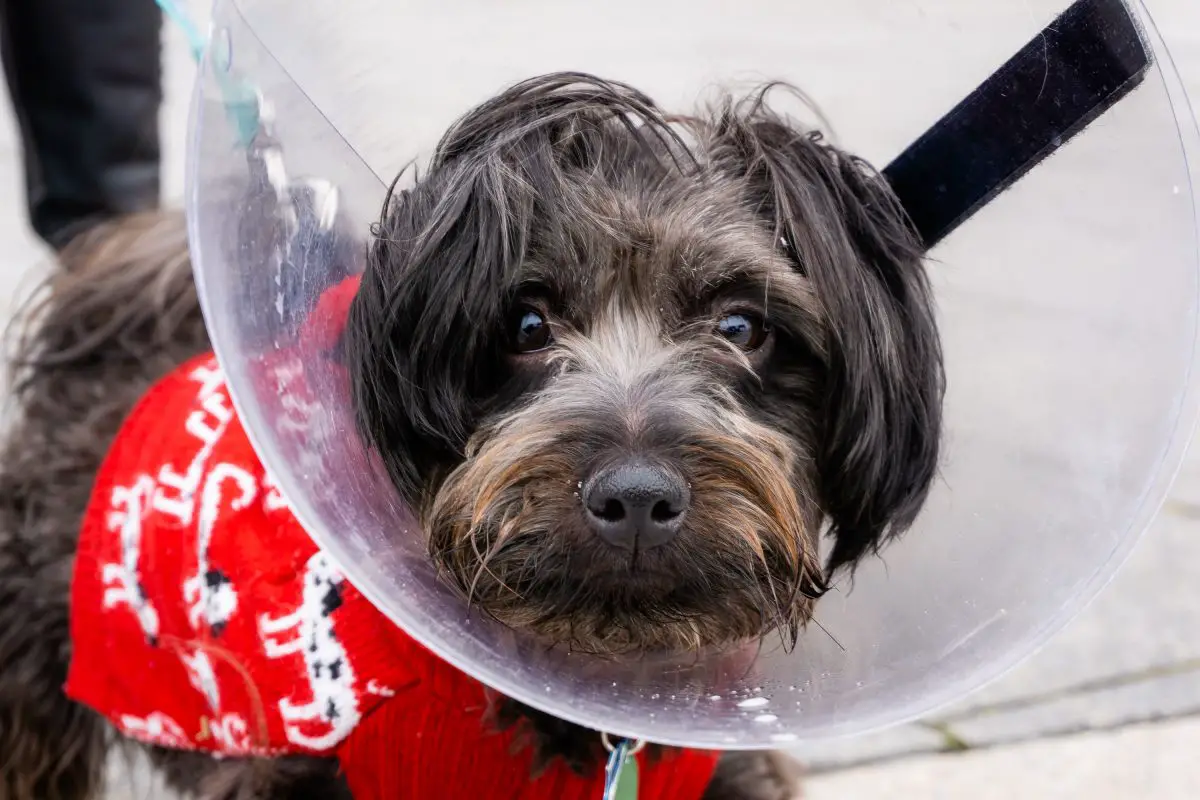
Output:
187 0 1200 747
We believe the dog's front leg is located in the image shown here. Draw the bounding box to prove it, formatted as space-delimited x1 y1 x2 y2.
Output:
700 751 804 800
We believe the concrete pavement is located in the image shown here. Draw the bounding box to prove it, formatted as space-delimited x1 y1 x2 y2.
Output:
806 717 1200 800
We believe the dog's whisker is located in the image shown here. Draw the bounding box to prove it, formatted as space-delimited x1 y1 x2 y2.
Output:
810 617 846 653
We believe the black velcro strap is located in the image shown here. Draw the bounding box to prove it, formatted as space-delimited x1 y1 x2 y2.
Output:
882 0 1152 251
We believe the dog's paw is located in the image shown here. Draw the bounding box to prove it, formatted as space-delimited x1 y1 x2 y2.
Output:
701 750 805 800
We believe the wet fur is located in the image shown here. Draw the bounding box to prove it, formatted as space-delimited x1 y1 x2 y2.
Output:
0 72 942 799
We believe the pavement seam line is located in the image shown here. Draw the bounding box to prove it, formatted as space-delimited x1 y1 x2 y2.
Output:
930 657 1200 723
806 710 1200 776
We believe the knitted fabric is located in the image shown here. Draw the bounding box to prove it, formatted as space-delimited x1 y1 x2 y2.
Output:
64 277 720 799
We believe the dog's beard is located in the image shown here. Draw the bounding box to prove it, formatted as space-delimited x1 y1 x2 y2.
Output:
424 330 825 657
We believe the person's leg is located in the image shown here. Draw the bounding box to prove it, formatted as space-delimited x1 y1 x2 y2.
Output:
0 0 163 250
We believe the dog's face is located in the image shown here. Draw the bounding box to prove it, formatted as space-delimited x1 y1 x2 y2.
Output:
346 73 943 656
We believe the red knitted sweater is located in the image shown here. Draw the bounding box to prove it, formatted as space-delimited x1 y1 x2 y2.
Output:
64 278 720 799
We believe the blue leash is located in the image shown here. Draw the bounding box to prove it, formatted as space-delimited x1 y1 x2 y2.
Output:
602 735 643 799
155 0 206 62
154 0 260 147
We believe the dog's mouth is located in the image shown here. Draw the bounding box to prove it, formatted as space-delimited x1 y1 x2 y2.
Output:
517 535 725 603
423 492 823 655
578 563 688 594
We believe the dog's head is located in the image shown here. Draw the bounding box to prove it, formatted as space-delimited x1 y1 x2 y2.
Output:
345 72 943 655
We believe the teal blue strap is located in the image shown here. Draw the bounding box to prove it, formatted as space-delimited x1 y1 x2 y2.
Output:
154 0 206 62
601 735 643 800
154 0 260 147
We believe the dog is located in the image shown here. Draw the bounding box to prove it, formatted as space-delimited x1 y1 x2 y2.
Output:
0 72 943 799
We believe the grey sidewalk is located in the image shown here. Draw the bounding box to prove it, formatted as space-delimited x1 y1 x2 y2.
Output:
806 717 1200 800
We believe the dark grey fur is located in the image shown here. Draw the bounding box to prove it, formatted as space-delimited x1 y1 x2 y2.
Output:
0 71 943 799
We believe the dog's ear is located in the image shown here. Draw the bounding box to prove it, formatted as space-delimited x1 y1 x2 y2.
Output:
346 73 675 506
715 93 945 575
345 157 526 504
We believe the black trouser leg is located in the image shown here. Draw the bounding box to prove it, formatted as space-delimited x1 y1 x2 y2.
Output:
0 0 163 249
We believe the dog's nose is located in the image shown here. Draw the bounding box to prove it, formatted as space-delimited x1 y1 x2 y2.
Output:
582 461 689 550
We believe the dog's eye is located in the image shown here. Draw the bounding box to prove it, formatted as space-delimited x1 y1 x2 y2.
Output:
511 308 553 353
716 312 769 350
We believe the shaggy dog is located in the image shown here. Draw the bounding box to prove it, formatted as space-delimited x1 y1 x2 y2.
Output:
0 73 943 799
